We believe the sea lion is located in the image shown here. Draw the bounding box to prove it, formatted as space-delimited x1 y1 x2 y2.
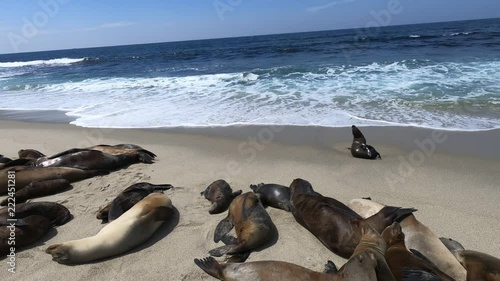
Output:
0 215 51 255
0 179 71 206
382 222 454 281
350 125 381 160
290 179 416 259
46 193 174 264
201 180 242 214
250 183 292 212
36 149 153 171
97 182 173 222
439 237 465 255
0 155 12 164
348 198 467 281
0 202 72 226
210 192 275 262
0 166 109 194
47 144 156 162
18 149 46 160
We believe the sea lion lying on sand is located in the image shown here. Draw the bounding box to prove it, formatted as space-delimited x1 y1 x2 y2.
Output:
201 180 242 214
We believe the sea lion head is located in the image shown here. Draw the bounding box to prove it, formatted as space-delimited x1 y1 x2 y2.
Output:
289 178 316 197
18 149 46 160
46 244 72 263
202 180 231 198
381 222 405 247
354 221 387 255
351 125 366 142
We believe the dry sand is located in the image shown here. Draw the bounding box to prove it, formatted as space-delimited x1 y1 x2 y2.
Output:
1 119 499 280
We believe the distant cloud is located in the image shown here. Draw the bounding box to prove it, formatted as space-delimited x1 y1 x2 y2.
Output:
307 0 356 13
77 21 135 32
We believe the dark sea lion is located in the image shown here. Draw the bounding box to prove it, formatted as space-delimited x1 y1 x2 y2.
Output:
250 183 292 212
0 155 12 164
348 198 467 281
100 182 173 222
36 149 153 171
0 179 71 206
0 166 109 194
382 223 454 281
210 192 275 262
290 179 416 259
0 202 72 226
18 149 46 160
46 193 174 264
202 180 242 214
0 215 51 255
350 125 381 160
47 144 156 163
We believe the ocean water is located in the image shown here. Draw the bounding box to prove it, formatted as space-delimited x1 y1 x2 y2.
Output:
1 18 499 130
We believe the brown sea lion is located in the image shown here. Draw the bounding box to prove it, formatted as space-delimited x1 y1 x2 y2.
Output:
18 149 46 160
46 193 174 264
0 202 72 226
46 144 156 162
250 183 292 212
0 179 71 206
350 125 381 160
201 180 242 214
96 182 173 222
348 198 467 281
210 192 275 262
0 215 51 255
0 166 108 194
382 222 454 281
290 179 416 259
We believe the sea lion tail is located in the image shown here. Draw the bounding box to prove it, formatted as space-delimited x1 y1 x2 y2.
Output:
138 149 157 158
324 260 338 274
194 257 224 280
402 269 442 281
394 207 418 222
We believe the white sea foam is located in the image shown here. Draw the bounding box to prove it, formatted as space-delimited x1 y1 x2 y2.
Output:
0 58 86 68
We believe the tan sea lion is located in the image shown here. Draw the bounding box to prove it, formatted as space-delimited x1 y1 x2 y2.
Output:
290 179 416 259
46 193 174 264
382 222 454 281
210 192 275 262
0 166 108 194
201 180 242 214
0 179 71 206
348 198 467 281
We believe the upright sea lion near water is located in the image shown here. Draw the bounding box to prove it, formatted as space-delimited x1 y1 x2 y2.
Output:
0 179 71 206
201 180 242 214
250 183 292 212
290 179 416 259
46 193 174 264
96 182 173 222
18 149 46 160
0 166 108 194
210 192 275 262
0 215 51 255
350 125 381 160
348 198 467 281
0 202 73 226
382 222 454 281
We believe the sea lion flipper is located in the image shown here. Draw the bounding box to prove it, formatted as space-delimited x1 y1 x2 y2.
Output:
96 203 112 221
221 235 238 245
214 217 234 243
137 151 155 164
232 190 242 198
278 202 292 212
324 260 338 274
208 245 232 257
147 206 175 221
402 269 442 281
194 257 224 280
225 252 251 263
394 207 418 222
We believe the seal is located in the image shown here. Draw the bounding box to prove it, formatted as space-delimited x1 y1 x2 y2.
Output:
382 222 454 281
0 166 109 194
290 179 416 259
0 154 12 164
46 144 156 163
209 192 276 262
250 183 292 212
348 198 467 281
440 237 500 281
46 193 175 264
201 180 242 214
0 179 71 206
97 182 173 222
350 125 381 160
0 201 73 226
0 215 51 255
18 149 46 160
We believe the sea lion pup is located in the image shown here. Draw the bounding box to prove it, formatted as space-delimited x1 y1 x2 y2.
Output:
350 125 381 160
0 166 109 194
46 193 174 264
0 202 73 226
250 183 292 212
18 149 46 160
210 192 275 262
0 215 51 255
0 179 71 206
290 179 416 259
96 182 173 222
440 237 500 281
202 180 242 214
348 198 467 281
382 223 454 281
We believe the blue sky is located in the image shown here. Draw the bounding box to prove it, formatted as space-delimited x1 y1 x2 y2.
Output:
1 0 499 54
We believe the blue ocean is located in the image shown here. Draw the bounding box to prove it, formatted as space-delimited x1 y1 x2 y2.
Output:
1 18 499 130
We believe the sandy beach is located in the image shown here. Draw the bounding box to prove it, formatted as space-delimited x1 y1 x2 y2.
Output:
1 118 499 280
